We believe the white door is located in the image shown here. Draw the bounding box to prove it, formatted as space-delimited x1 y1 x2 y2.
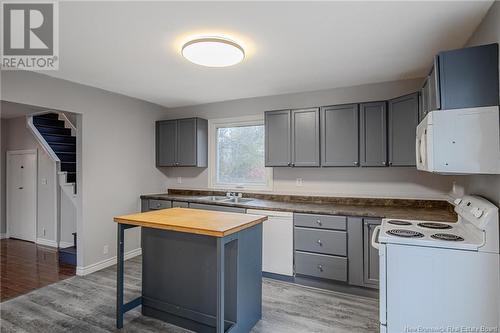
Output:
7 150 37 242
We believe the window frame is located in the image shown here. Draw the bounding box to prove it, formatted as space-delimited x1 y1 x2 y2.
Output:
208 115 273 191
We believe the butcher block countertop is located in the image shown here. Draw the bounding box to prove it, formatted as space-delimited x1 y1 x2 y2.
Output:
114 207 267 237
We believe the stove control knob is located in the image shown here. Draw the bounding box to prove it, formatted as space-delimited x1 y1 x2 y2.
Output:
453 198 462 205
471 208 484 218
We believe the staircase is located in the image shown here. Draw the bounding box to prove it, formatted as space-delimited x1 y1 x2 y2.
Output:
33 113 77 184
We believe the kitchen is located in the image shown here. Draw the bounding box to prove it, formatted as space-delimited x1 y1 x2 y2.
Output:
0 1 499 333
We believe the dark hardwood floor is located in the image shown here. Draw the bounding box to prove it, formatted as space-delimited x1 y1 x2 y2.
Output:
0 238 75 302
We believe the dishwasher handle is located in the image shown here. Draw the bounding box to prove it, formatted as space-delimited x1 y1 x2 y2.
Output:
371 225 381 250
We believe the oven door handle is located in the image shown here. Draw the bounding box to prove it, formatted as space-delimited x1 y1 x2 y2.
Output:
371 225 381 250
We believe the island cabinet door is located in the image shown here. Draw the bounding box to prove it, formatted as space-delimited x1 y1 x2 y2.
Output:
265 110 292 167
177 118 197 166
291 108 320 167
156 120 177 166
360 101 387 167
321 104 359 167
388 93 419 166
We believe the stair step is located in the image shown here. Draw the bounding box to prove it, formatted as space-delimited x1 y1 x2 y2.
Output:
43 133 76 144
48 142 76 153
33 117 65 128
61 162 76 172
36 125 71 136
56 151 76 162
36 113 59 120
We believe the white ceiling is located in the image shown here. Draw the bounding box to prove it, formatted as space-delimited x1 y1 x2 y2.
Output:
44 1 492 108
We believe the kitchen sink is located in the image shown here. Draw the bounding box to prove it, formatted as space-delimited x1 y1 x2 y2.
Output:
198 196 229 201
222 197 254 204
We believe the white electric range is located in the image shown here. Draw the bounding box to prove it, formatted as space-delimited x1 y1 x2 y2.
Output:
372 195 500 333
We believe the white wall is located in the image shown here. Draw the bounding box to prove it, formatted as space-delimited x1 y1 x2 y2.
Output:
458 1 500 207
162 78 458 200
3 116 58 243
1 71 168 273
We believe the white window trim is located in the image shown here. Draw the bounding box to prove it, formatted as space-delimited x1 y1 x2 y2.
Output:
208 115 274 192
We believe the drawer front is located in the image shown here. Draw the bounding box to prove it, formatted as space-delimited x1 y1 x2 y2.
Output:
294 228 347 256
295 251 347 282
149 199 171 210
172 201 189 208
294 213 346 230
188 203 246 214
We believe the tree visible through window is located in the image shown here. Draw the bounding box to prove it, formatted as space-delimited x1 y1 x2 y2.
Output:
216 125 266 186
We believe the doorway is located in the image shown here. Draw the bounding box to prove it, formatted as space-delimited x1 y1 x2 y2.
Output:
6 149 37 242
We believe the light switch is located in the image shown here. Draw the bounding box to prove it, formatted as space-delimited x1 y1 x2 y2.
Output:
41 178 48 185
296 178 303 186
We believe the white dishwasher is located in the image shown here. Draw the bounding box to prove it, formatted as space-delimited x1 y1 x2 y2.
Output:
247 209 294 277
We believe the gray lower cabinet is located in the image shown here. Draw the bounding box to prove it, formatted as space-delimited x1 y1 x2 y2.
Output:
295 251 347 282
347 217 380 289
188 203 246 214
156 117 207 167
172 201 189 208
149 199 172 210
295 227 346 256
265 108 320 167
265 110 291 167
388 93 419 166
320 104 359 166
360 101 387 167
291 108 320 167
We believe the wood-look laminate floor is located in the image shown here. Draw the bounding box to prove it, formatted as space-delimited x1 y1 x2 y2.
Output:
0 239 76 302
0 256 379 333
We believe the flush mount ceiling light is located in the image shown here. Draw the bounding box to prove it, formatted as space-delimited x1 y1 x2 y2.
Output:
181 37 245 67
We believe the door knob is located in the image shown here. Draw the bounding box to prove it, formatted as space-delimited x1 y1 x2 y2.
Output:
18 187 23 190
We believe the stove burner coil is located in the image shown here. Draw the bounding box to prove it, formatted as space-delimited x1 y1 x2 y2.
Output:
417 222 452 229
431 233 464 241
388 220 412 226
386 229 425 238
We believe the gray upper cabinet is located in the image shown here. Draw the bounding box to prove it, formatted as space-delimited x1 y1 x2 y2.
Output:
321 104 359 167
265 110 291 167
291 108 320 167
428 60 441 111
156 117 207 167
420 78 430 121
156 120 177 166
265 108 320 167
360 102 387 167
388 93 419 166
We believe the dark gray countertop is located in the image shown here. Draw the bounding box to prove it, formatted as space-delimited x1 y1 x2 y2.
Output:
141 193 457 222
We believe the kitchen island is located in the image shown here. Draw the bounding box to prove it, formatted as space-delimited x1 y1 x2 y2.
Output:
114 208 267 333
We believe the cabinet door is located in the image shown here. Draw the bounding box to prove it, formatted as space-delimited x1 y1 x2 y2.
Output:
156 120 177 166
265 110 291 167
291 108 320 167
428 58 441 111
177 118 197 166
420 78 430 120
321 104 359 166
360 102 387 167
363 218 381 288
388 93 419 166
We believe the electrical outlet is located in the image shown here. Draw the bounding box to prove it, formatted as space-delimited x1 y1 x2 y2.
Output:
296 178 303 186
41 178 47 185
103 245 109 254
177 177 182 184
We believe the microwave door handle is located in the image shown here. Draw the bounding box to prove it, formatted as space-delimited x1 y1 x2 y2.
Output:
371 225 381 250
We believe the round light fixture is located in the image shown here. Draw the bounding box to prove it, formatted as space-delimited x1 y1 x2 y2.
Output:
181 37 245 67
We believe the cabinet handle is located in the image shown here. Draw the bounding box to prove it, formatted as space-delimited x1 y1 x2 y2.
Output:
317 239 322 246
157 203 161 208
388 161 393 166
287 162 291 167
382 161 387 166
353 161 359 166
291 163 295 167
316 219 322 226
317 264 324 272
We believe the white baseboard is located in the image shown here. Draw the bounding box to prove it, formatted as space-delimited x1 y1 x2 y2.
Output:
58 241 74 248
76 248 142 276
0 233 9 239
36 237 58 248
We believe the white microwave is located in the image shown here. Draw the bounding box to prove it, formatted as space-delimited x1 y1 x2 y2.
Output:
416 106 500 174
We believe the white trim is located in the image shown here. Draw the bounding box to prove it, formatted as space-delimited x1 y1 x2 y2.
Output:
36 237 58 248
208 115 274 192
58 241 74 248
76 248 142 276
0 233 9 239
6 149 38 243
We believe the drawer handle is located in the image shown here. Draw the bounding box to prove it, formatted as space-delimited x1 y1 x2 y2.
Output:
316 219 322 226
157 203 161 208
317 264 323 272
317 239 322 246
